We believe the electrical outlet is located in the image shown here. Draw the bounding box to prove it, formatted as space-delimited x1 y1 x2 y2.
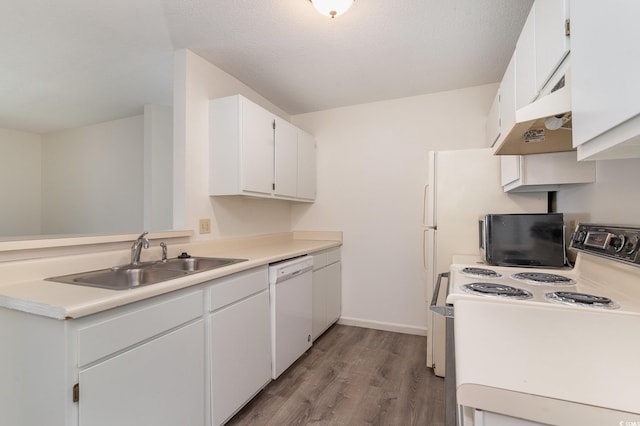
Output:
199 218 211 234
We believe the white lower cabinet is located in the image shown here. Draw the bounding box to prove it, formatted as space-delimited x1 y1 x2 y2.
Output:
0 266 276 426
0 289 208 426
76 290 206 426
0 255 342 426
311 248 342 340
79 320 205 426
208 267 271 426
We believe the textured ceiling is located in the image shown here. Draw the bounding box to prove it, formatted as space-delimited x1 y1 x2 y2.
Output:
2 0 533 134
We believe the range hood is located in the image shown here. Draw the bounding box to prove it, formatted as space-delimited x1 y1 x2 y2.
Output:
494 71 573 155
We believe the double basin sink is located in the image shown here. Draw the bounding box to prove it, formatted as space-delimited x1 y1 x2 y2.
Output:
47 256 247 290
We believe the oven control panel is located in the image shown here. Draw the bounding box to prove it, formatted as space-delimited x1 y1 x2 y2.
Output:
570 223 640 266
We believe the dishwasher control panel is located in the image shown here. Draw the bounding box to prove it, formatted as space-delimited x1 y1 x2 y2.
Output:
268 255 314 284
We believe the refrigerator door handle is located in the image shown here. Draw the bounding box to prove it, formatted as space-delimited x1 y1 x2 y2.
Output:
429 272 454 318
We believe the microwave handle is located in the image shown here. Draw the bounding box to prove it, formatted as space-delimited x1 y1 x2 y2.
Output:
429 272 454 318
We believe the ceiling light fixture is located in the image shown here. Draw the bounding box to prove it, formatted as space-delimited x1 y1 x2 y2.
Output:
309 0 354 18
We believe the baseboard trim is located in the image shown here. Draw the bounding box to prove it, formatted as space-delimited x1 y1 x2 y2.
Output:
337 316 428 336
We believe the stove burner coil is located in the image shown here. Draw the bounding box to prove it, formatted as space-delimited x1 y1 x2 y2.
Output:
546 291 619 309
461 267 502 278
511 272 575 285
462 283 533 299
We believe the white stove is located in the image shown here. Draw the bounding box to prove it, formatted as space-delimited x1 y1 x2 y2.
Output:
445 223 640 425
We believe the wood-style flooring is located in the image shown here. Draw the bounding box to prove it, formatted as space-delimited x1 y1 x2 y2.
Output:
226 324 445 426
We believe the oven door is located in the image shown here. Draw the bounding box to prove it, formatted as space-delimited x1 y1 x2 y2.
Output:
429 272 457 426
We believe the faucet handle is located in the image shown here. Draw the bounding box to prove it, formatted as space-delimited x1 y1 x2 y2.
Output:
160 242 168 262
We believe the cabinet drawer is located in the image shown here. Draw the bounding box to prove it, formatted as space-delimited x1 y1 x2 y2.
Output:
209 266 268 312
312 248 340 271
77 291 204 367
326 248 341 265
312 253 328 271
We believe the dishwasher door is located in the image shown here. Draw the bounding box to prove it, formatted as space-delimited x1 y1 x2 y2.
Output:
269 256 313 379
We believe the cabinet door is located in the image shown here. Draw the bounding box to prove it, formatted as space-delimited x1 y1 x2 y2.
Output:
535 0 569 92
312 267 328 340
500 155 520 187
501 152 596 192
497 54 516 147
210 290 271 426
297 130 316 200
485 90 501 147
325 261 342 326
515 4 537 110
274 117 298 197
241 99 275 195
78 320 205 426
572 1 640 147
312 260 342 341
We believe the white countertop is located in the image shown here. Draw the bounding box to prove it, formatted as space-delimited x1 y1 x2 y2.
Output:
0 231 341 320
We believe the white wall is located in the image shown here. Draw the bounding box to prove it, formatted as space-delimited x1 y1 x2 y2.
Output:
41 115 144 234
144 104 174 231
290 84 497 334
557 157 640 226
0 128 42 236
173 49 292 239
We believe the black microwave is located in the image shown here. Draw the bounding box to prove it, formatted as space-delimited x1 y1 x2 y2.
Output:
479 213 566 267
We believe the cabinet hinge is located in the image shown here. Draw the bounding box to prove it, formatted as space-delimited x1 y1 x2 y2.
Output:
565 19 570 36
272 120 276 130
72 383 79 403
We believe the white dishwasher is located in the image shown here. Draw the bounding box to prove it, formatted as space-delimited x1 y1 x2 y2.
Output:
268 255 313 379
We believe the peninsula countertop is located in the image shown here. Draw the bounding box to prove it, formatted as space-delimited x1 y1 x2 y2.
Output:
0 231 342 320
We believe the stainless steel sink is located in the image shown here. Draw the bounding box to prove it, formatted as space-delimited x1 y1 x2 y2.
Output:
47 267 187 290
46 257 247 290
151 257 246 272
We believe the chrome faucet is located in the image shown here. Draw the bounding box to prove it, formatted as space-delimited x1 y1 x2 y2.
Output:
131 232 150 265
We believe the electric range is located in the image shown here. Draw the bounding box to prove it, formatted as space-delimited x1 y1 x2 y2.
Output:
446 223 640 425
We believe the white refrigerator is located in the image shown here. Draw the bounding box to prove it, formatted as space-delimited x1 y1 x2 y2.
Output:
423 148 548 377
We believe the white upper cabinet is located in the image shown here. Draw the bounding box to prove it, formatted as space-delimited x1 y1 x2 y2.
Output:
516 0 570 110
535 0 570 92
274 117 298 198
240 98 276 195
494 0 571 156
515 4 537 110
501 151 595 192
297 130 317 200
572 1 640 160
210 94 316 202
485 90 501 147
495 54 516 148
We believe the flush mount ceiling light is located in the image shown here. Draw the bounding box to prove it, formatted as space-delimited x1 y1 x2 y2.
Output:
309 0 354 18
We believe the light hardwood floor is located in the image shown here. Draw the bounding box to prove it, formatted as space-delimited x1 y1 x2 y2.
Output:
227 324 445 426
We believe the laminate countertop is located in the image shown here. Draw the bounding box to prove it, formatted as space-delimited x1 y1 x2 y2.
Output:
0 231 341 320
